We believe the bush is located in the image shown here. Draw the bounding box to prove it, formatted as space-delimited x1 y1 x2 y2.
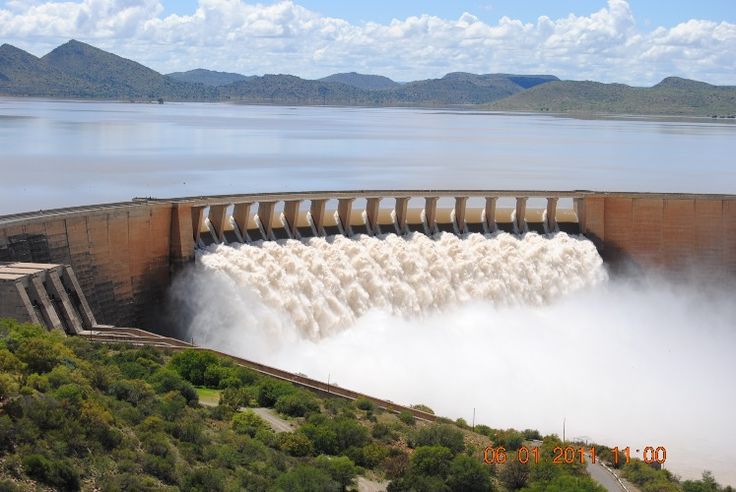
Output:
410 445 453 478
446 454 493 492
257 379 295 407
232 410 267 437
275 464 340 492
169 350 220 386
361 442 390 468
411 404 434 415
355 397 375 412
398 410 415 426
181 466 226 492
275 391 319 417
499 459 529 491
22 454 80 491
413 424 465 455
279 432 313 457
15 338 64 374
315 455 360 490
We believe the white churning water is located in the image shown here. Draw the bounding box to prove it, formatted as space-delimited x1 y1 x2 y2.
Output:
193 231 607 340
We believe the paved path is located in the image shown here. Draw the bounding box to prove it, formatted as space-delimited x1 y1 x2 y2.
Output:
251 407 295 433
357 476 388 492
586 460 627 492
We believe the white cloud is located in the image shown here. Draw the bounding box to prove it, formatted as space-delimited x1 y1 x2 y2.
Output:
0 0 734 85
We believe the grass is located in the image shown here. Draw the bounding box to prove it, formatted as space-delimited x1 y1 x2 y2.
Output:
195 386 221 406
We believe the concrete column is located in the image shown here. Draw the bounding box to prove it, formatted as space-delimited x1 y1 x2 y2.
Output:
62 265 97 328
424 197 438 235
170 203 195 266
29 275 64 332
515 197 528 234
191 206 205 244
546 197 559 233
337 198 354 236
47 269 83 334
454 197 468 234
484 197 497 233
257 202 276 240
208 204 228 243
365 198 381 235
233 202 252 242
283 200 302 239
394 197 409 234
310 199 327 236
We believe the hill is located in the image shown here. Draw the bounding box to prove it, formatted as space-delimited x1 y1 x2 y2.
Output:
167 68 252 87
489 77 736 115
219 74 375 104
40 40 214 100
319 72 400 90
0 43 98 97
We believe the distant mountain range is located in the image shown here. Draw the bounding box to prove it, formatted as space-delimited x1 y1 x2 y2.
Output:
1 40 735 116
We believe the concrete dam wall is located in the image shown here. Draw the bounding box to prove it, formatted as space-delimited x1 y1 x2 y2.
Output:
1 191 735 329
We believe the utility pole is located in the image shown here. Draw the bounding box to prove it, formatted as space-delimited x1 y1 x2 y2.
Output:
327 372 330 394
563 417 566 443
472 408 475 431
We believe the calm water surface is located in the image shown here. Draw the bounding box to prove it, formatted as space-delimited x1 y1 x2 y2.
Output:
0 98 735 214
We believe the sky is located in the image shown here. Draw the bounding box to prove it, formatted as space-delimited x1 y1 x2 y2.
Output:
1 0 735 85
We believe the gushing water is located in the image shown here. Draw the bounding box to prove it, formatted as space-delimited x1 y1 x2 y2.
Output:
173 231 736 485
192 231 606 340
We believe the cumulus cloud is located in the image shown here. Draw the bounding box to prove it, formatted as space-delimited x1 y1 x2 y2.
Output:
0 0 734 84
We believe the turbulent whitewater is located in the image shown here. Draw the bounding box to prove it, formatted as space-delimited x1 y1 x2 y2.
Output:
184 231 606 340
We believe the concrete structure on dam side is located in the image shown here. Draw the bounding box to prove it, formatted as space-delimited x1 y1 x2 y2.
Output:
1 190 735 332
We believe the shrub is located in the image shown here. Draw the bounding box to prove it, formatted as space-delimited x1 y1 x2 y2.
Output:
275 391 319 417
257 379 295 407
361 442 390 468
446 454 493 492
411 404 434 415
232 410 267 437
355 397 375 412
181 466 226 492
279 432 313 457
315 455 360 490
169 350 220 386
499 459 529 491
15 338 64 374
398 410 415 426
275 464 340 492
22 454 80 491
410 445 453 478
0 374 18 401
413 424 465 455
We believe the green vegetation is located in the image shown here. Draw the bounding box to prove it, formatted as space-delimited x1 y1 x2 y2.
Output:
489 77 736 116
618 460 734 492
4 40 734 114
0 318 729 491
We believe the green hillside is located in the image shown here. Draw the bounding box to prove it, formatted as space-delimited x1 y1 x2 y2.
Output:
40 40 216 100
0 44 98 98
167 69 252 87
489 77 736 116
319 72 400 91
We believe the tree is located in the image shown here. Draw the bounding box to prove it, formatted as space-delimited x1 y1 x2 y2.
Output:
446 454 493 492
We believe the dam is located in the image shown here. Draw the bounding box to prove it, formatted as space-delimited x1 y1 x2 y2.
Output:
1 190 735 332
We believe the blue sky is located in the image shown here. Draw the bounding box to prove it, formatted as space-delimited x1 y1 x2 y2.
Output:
159 0 736 26
1 0 734 84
